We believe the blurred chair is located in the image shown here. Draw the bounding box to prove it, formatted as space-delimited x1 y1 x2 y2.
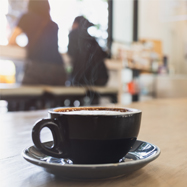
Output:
86 86 118 105
0 84 120 111
0 84 44 111
43 86 87 108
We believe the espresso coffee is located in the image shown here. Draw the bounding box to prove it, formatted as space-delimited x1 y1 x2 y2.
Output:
32 106 142 164
54 107 130 115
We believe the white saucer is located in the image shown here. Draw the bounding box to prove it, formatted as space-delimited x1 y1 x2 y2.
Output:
22 140 160 180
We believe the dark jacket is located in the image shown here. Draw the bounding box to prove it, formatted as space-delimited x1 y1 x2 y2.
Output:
68 28 108 86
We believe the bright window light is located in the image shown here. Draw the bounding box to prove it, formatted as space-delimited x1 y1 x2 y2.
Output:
0 0 9 45
0 60 16 75
0 0 108 51
48 0 108 53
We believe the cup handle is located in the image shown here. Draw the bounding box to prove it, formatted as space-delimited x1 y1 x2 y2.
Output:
32 118 67 158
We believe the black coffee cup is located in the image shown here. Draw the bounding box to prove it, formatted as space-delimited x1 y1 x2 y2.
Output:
32 107 142 164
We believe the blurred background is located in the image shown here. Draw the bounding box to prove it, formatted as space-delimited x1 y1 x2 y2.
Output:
0 0 187 111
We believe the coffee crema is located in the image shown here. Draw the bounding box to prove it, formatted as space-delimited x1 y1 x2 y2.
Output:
54 107 130 115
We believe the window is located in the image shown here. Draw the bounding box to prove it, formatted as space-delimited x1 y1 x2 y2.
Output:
49 0 109 53
0 0 9 45
0 0 109 53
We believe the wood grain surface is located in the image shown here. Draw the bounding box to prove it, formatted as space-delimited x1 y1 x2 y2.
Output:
0 98 187 187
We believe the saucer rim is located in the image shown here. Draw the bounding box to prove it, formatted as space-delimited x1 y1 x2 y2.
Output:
22 140 161 168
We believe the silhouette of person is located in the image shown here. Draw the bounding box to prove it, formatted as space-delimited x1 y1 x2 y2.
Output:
9 0 67 85
67 16 108 86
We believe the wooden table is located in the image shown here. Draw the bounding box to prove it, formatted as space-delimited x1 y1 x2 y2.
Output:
0 98 187 187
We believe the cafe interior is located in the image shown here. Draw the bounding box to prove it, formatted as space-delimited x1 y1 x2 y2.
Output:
0 0 187 111
0 0 187 187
